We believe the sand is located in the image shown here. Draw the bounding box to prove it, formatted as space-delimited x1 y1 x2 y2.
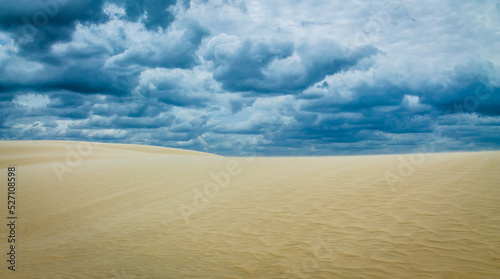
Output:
1 140 499 278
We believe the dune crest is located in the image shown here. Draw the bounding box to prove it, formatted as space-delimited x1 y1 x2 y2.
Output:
0 140 214 167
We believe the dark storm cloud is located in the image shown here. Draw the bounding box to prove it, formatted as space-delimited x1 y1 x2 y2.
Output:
300 80 405 114
203 37 294 92
119 0 183 31
0 1 204 96
0 0 189 54
0 0 108 54
421 61 500 116
43 65 137 95
0 54 137 95
228 97 255 113
302 60 500 119
204 37 378 94
141 82 211 108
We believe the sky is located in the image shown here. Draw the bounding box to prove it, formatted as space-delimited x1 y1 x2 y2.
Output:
0 0 499 156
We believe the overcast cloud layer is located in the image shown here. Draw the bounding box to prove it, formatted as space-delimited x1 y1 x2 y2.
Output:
1 0 499 155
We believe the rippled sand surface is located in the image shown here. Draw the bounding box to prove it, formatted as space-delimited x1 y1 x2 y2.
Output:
1 141 500 278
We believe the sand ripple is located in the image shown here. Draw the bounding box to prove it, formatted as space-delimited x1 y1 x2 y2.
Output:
0 142 499 278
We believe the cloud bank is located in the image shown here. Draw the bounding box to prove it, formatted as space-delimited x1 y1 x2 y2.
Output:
1 0 499 155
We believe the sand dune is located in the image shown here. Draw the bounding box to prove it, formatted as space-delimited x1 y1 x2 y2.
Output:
1 141 500 278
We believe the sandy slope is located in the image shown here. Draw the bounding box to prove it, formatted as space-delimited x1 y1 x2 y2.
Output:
1 141 499 278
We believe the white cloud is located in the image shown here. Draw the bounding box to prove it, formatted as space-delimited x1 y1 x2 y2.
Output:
402 94 429 111
13 94 51 109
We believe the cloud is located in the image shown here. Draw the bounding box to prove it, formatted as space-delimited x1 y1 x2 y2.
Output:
421 61 500 116
13 93 51 109
0 0 108 53
106 19 209 69
135 67 218 107
120 0 177 30
0 0 499 155
0 7 209 96
203 35 378 94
